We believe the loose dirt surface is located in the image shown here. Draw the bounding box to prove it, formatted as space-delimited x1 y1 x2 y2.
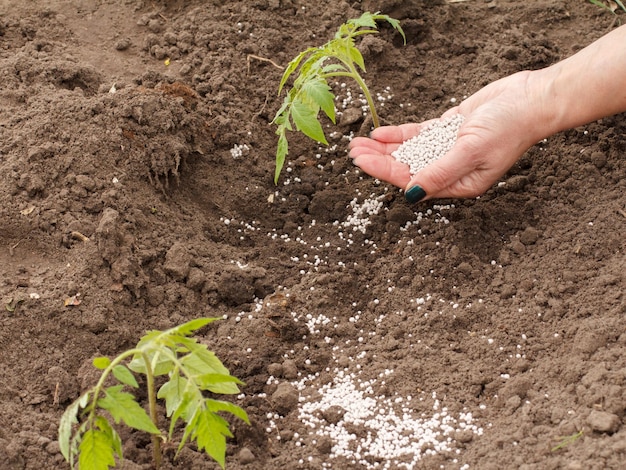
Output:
1 1 625 469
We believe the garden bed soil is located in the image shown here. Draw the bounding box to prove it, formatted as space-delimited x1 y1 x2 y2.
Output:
0 1 625 469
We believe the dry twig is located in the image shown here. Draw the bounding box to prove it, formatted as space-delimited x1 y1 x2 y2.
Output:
70 231 90 242
247 54 284 75
8 239 23 256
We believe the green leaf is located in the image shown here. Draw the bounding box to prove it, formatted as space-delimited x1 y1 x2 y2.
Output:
68 422 88 470
347 11 379 29
132 319 220 373
178 340 232 375
79 392 91 408
133 329 162 348
381 16 406 43
274 130 288 184
133 318 217 352
179 351 242 395
169 317 218 338
325 37 351 65
169 386 203 437
321 63 348 74
588 0 615 12
59 392 90 461
272 95 292 125
274 103 293 131
291 99 328 144
301 78 336 123
112 364 139 388
195 373 244 394
157 371 188 417
334 22 351 39
206 399 250 425
293 50 326 84
98 385 160 434
92 357 111 370
128 352 173 376
279 47 318 93
183 407 232 469
58 405 79 461
94 416 123 460
171 334 201 353
176 398 249 463
341 12 405 44
349 46 366 71
78 428 116 470
347 12 406 43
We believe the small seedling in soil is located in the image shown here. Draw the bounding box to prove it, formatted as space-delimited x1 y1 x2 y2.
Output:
551 429 584 452
588 0 626 14
59 318 249 470
272 11 405 183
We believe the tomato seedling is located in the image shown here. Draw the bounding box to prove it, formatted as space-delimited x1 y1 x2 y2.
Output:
272 11 405 183
59 318 249 470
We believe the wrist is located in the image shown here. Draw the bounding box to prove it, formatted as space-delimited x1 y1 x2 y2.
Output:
529 24 626 136
525 67 568 141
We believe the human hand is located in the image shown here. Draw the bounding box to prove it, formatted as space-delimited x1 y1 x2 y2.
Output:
348 70 550 202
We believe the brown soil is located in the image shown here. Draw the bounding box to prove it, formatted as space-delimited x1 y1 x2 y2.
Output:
1 1 625 469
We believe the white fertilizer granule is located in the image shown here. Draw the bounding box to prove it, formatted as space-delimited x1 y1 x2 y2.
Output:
391 114 464 175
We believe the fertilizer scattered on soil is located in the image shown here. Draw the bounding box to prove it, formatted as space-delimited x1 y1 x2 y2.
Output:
3 2 624 470
293 369 483 470
391 114 465 175
342 194 385 234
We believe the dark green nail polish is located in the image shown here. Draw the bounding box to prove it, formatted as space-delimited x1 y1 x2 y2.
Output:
405 185 426 203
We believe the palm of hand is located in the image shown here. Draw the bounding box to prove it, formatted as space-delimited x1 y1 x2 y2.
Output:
348 71 540 200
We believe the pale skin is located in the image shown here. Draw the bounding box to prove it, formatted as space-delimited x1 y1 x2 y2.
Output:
349 24 626 202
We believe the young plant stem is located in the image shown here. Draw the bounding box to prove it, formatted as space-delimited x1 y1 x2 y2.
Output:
88 350 136 420
351 72 379 128
142 351 162 469
321 65 380 128
88 349 163 468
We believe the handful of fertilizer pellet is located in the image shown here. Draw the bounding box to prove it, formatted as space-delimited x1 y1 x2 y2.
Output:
391 114 464 175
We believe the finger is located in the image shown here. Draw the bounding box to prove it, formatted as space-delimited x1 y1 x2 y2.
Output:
351 122 433 157
369 123 423 143
348 136 388 156
352 153 412 188
441 105 461 119
425 171 487 200
349 137 404 159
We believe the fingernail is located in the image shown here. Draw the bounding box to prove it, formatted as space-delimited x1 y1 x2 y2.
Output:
405 185 426 203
